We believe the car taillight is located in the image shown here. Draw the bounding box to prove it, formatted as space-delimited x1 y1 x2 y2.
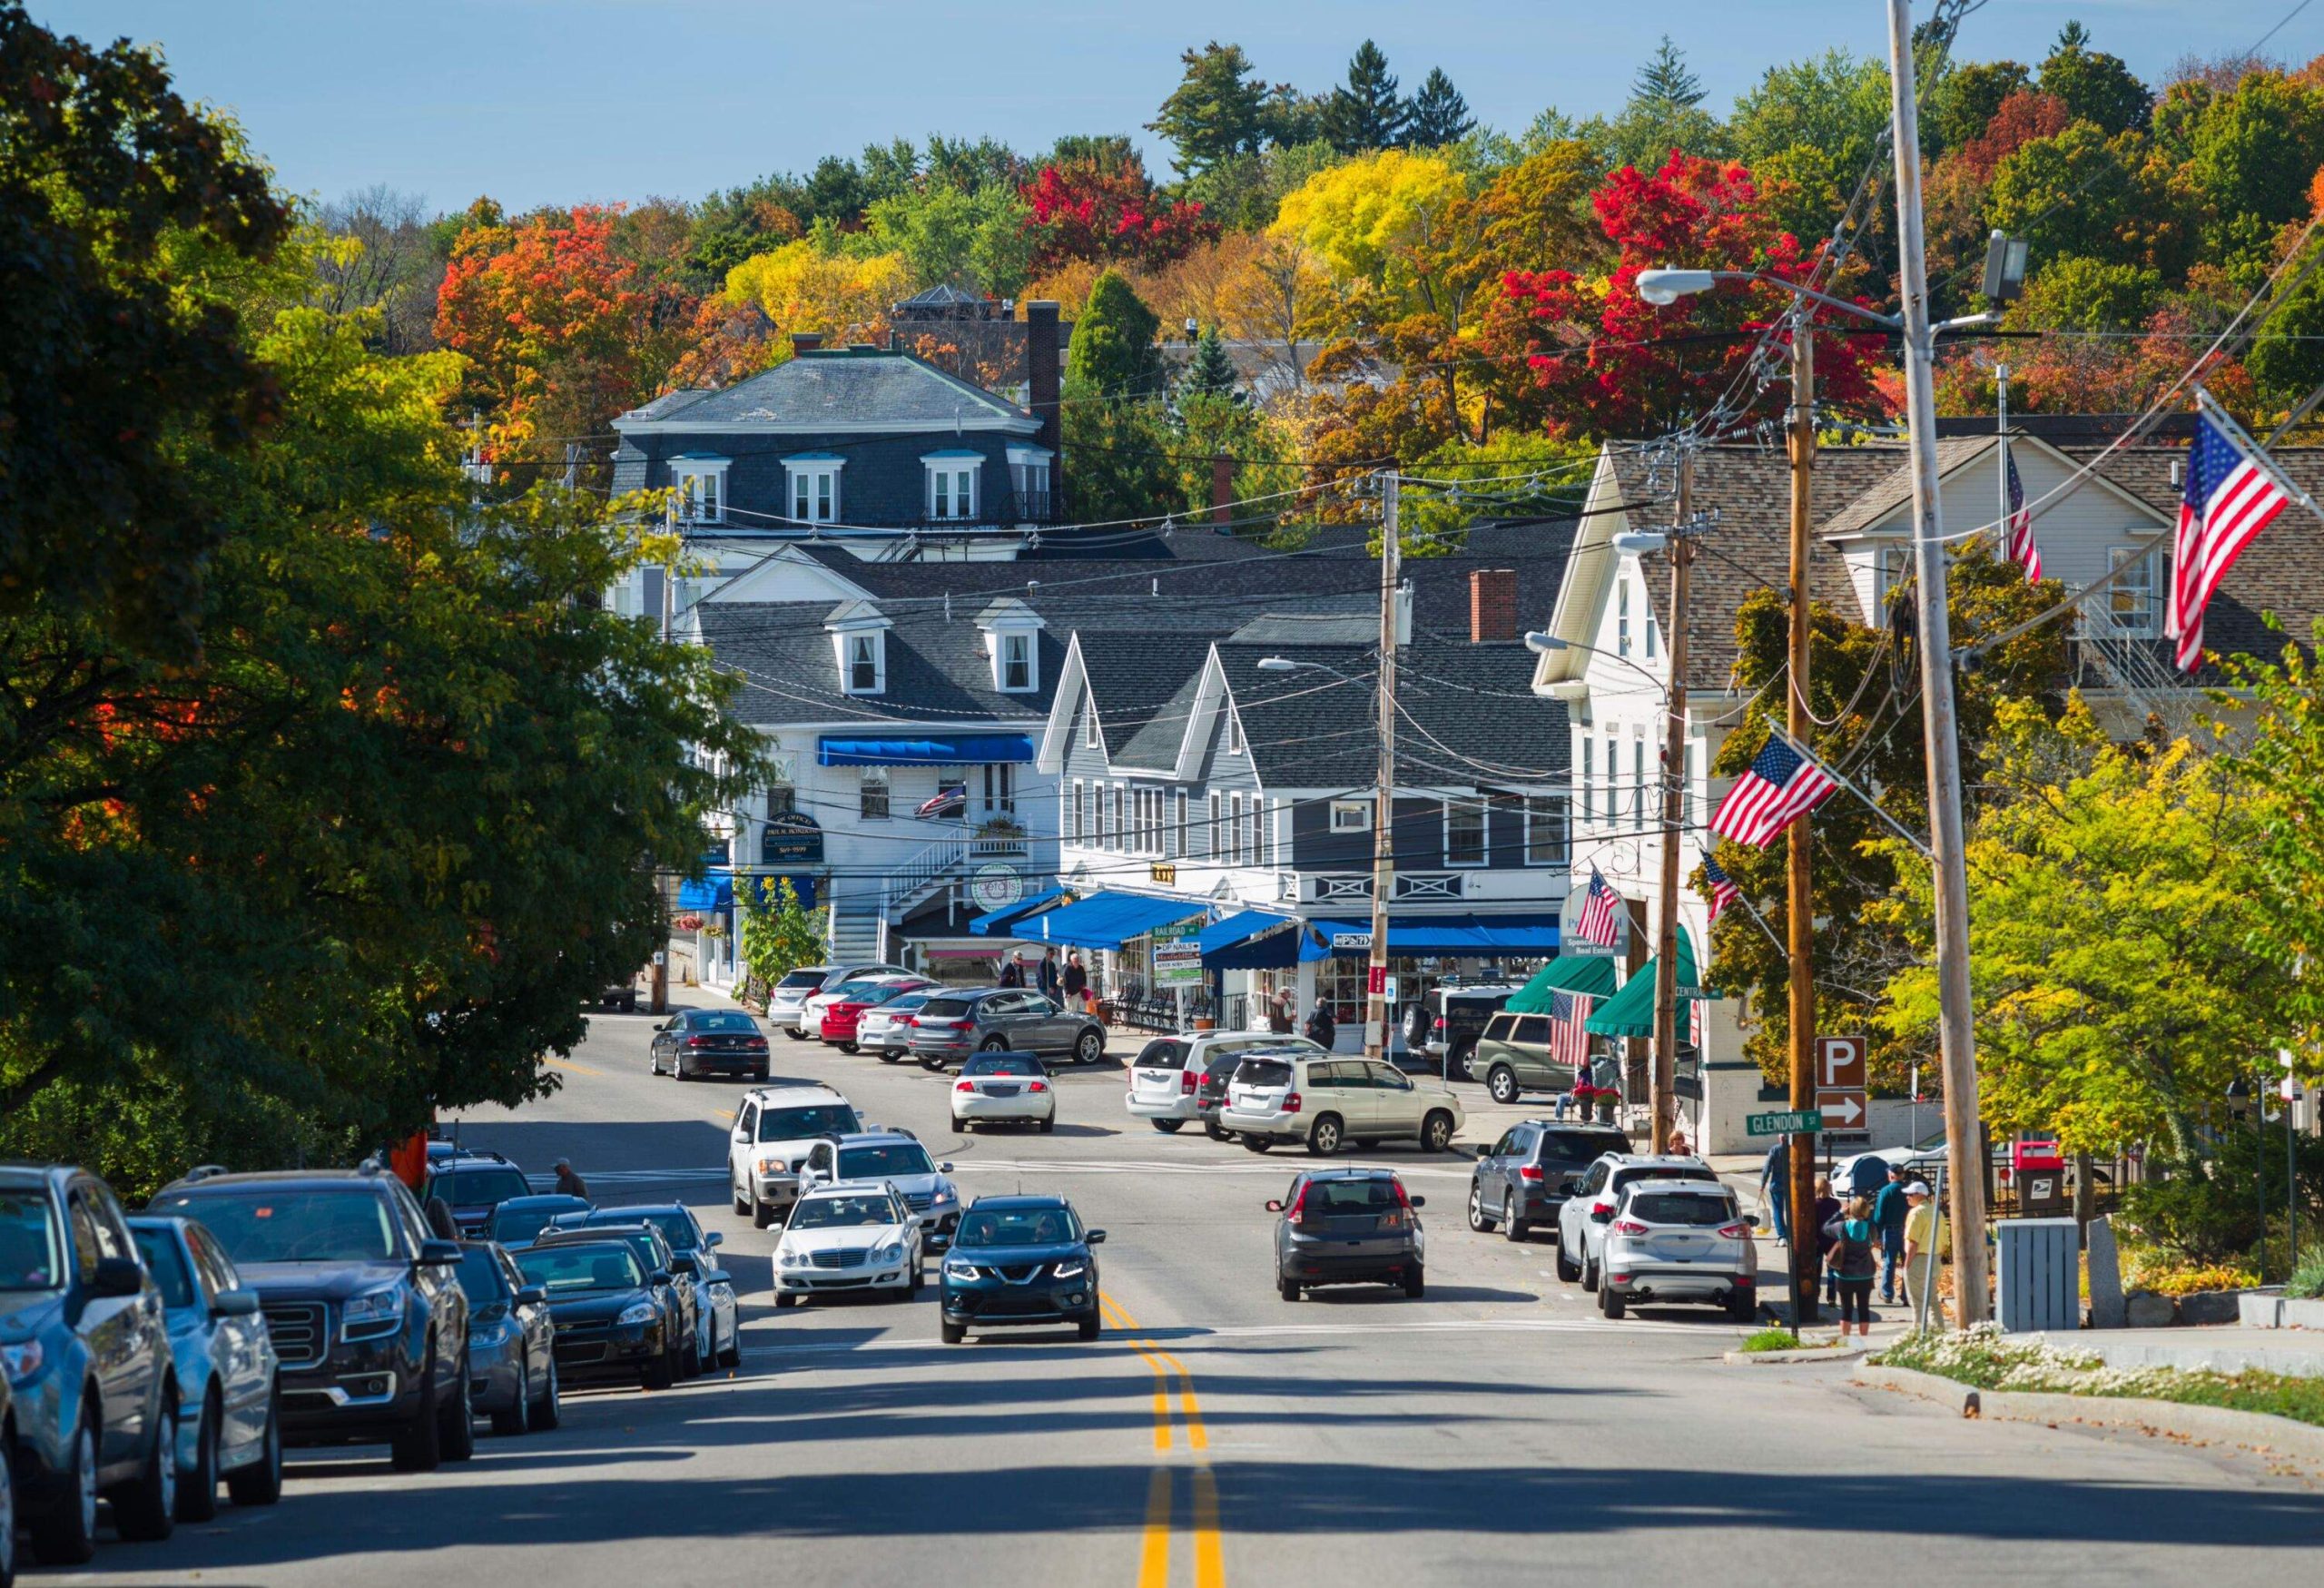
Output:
686 1036 709 1048
1730 1273 1755 1285
1433 1016 1445 1031
1517 1165 1543 1183
1028 1080 1048 1092
1180 1070 1197 1093
955 1080 974 1092
1286 1184 1308 1221
746 1037 767 1049
905 1016 920 1026
950 1021 973 1031
1612 1219 1647 1236
1717 1221 1751 1238
1283 1090 1302 1114
1392 1179 1413 1208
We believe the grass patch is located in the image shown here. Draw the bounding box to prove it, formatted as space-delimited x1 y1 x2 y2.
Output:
1740 1327 1809 1353
1876 1326 2324 1429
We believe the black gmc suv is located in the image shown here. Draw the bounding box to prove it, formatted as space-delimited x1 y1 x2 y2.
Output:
147 1165 472 1472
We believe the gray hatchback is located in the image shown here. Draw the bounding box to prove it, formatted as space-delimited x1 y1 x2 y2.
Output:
905 988 1108 1071
1266 1168 1427 1301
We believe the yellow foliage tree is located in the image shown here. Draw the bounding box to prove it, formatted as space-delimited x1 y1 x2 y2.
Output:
723 241 916 345
1268 148 1476 318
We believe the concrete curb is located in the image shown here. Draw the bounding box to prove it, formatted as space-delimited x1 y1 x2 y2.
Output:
1853 1362 2324 1465
1723 1343 1870 1366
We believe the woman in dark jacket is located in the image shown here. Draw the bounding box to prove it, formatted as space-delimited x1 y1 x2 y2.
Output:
1812 1174 1843 1307
1823 1196 1880 1338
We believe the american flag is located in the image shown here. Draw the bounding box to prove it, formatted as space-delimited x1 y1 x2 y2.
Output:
1709 734 1839 849
1571 868 1622 948
1549 991 1593 1068
2166 408 2290 672
1700 856 1738 923
915 784 966 819
2003 445 2043 583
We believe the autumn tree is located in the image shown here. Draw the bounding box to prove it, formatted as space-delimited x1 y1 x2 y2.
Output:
1022 153 1218 273
723 239 914 346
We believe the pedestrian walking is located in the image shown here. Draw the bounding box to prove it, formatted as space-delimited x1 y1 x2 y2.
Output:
1824 1196 1879 1338
1902 1180 1945 1314
1812 1175 1842 1307
998 953 1025 989
552 1158 589 1200
1037 949 1059 1000
1062 951 1088 1011
1304 998 1336 1050
1759 1138 1791 1246
1872 1164 1912 1305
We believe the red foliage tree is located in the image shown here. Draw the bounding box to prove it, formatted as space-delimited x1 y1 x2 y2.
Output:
1482 152 1891 439
1022 158 1218 274
1951 89 2074 184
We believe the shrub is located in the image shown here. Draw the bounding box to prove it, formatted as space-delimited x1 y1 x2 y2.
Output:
2116 1127 2324 1273
1740 1327 1806 1353
2289 1252 2324 1302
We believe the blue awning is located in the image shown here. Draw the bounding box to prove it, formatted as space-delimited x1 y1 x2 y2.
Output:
818 733 1035 767
676 871 734 912
968 886 1070 936
1305 912 1561 957
1195 910 1305 970
1024 891 1206 951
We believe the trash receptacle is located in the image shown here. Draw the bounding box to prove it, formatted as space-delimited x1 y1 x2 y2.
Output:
1995 1216 2079 1333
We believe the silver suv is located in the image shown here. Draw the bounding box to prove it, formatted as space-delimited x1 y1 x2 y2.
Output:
1124 1031 1325 1133
1597 1179 1758 1321
1221 1053 1464 1156
905 989 1107 1070
1553 1153 1718 1292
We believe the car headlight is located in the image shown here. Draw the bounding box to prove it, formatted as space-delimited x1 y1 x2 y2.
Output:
930 1185 957 1206
778 1248 808 1268
1 1338 46 1386
616 1300 657 1327
1051 1259 1088 1280
342 1285 407 1339
756 1153 792 1175
942 1259 980 1281
874 1241 904 1264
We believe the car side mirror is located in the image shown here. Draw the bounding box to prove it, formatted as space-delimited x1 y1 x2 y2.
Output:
212 1287 261 1317
938 1162 954 1174
651 1268 673 1286
701 1269 733 1288
670 1253 698 1274
705 1231 724 1248
516 1286 547 1306
1408 1196 1426 1208
88 1255 145 1297
1559 1175 1581 1194
1086 1230 1107 1245
418 1239 462 1267
1265 1199 1285 1212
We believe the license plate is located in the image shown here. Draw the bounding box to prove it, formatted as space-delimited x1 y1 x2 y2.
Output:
985 1084 1021 1098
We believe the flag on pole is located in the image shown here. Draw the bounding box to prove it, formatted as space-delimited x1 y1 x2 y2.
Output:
1549 992 1593 1068
915 784 966 819
1709 734 1839 849
1571 868 1622 948
2167 406 2290 672
1699 856 1738 923
2002 446 2043 583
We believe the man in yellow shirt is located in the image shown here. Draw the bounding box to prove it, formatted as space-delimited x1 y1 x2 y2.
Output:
1902 1180 1945 1313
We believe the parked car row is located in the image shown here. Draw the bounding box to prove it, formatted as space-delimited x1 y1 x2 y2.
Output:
1120 1031 1469 1158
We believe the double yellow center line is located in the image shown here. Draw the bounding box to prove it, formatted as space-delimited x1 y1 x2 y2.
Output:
1100 1293 1223 1588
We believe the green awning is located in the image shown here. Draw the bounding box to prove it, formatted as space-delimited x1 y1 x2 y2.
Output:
1584 928 1703 1039
1505 953 1620 1012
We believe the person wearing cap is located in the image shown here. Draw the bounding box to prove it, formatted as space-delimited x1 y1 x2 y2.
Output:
552 1158 589 1200
1873 1163 1913 1304
1902 1179 1945 1312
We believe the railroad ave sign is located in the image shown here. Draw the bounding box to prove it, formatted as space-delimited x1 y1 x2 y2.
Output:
1748 1110 1823 1137
1816 1035 1868 1134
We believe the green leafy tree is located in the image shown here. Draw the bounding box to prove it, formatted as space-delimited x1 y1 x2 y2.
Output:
1728 50 1895 244
2012 254 2166 331
1598 35 1730 168
1985 122 2196 280
1061 269 1174 521
1323 40 1410 153
2038 24 2153 137
2224 618 2324 1071
861 182 1035 296
1150 41 1273 176
739 877 827 1006
2185 68 2324 281
1406 68 1476 150
1931 59 2032 152
1634 33 1707 110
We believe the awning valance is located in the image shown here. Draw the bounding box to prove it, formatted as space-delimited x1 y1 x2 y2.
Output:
818 733 1036 767
1024 891 1207 951
1305 912 1561 958
1196 910 1305 970
968 886 1070 936
675 871 733 912
1583 928 1703 1039
1505 952 1620 1011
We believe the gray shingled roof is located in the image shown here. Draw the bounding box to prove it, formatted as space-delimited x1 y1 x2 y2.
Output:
617 350 1037 432
1077 633 1224 767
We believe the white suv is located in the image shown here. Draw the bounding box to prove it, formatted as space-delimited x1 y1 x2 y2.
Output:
1597 1178 1758 1321
1554 1153 1718 1292
1124 1031 1325 1133
727 1085 863 1228
1220 1053 1464 1156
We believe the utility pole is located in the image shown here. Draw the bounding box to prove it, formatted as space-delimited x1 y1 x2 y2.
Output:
1649 451 1694 1153
1364 471 1402 1062
1888 0 1989 1325
1785 307 1821 1329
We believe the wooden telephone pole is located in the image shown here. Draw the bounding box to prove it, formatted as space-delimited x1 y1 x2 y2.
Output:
1364 472 1401 1060
1786 311 1820 1328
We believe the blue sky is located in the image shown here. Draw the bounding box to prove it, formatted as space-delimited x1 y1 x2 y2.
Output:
34 1 2319 212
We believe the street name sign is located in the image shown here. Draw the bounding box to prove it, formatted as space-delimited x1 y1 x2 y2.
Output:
1747 1110 1823 1137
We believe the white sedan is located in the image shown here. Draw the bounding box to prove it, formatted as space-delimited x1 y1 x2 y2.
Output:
951 1051 1057 1133
771 1181 924 1307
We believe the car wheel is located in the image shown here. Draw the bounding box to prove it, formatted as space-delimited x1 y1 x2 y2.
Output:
752 1066 770 1082
1554 1239 1581 1283
920 1056 948 1073
643 1339 676 1390
177 1390 222 1522
225 1395 282 1504
783 1027 807 1041
753 1192 776 1230
940 1320 966 1345
910 1262 924 1298
1600 1285 1625 1319
734 1181 750 1216
529 1354 562 1432
1403 1265 1426 1300
29 1415 97 1564
980 1036 1008 1052
674 1054 693 1081
1306 1115 1344 1156
1582 1255 1600 1294
622 994 638 1012
1075 1030 1103 1066
1077 1311 1102 1341
1241 1136 1273 1153
649 1049 662 1075
492 1355 532 1436
1420 1110 1455 1153
681 1331 703 1380
1467 1183 1495 1232
950 1114 968 1133
1727 1292 1758 1323
1452 1044 1477 1080
1039 1116 1056 1134
773 1293 798 1309
1487 1065 1520 1105
879 1050 901 1064
440 1350 476 1461
1151 1119 1186 1134
1204 1122 1231 1142
112 1393 177 1542
717 1333 741 1371
1278 1275 1301 1302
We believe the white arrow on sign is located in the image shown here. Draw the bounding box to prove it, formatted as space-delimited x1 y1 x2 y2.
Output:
1817 1090 1866 1128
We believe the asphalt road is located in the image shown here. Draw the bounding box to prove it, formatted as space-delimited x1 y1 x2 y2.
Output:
47 1003 2324 1585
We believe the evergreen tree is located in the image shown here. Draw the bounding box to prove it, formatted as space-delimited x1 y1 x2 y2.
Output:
1179 328 1243 404
1149 42 1271 176
1324 40 1411 153
1633 34 1706 111
2039 23 2152 137
1406 68 1476 149
1062 270 1174 521
1066 270 1165 398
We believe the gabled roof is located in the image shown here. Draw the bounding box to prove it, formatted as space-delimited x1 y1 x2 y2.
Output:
1818 437 1994 539
615 350 1039 434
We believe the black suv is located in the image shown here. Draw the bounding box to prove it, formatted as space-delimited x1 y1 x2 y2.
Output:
1404 982 1521 1078
148 1166 472 1472
423 1151 531 1238
1466 1120 1632 1240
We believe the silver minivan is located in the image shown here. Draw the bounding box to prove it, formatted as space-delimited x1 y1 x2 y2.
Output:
1221 1054 1464 1156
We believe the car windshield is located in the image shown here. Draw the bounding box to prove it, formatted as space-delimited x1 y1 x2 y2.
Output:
586 1209 697 1254
153 1189 400 1265
828 981 889 1002
776 970 826 990
455 1248 509 1302
790 1194 896 1229
130 1228 197 1307
488 1205 568 1245
1541 1131 1628 1161
918 997 972 1018
837 1144 934 1179
956 1205 1080 1248
0 1189 64 1292
758 1104 861 1141
964 1053 1042 1077
1610 1167 1699 1193
428 1168 529 1206
1627 1193 1738 1226
518 1244 644 1295
694 1011 759 1032
1236 1059 1294 1088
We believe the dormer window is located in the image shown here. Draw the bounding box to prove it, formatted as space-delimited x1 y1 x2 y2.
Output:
974 598 1044 695
1226 707 1246 756
1000 632 1033 691
923 451 980 521
671 456 730 524
828 606 891 695
846 633 882 692
783 453 843 525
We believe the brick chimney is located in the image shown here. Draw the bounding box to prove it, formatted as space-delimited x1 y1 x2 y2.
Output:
1024 301 1061 456
1211 452 1234 528
791 331 823 355
1470 568 1519 643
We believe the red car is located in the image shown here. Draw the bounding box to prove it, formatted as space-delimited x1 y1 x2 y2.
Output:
819 978 934 1051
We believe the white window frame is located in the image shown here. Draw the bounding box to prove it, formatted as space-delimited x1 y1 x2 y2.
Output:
1444 797 1488 867
1111 784 1125 852
1580 737 1594 822
783 457 843 524
922 453 980 521
1632 735 1647 820
1603 735 1617 823
1083 707 1099 750
672 458 729 524
997 630 1036 693
1330 799 1371 833
1523 794 1568 868
1069 779 1083 843
842 630 885 695
1616 579 1631 656
859 770 891 821
1645 607 1659 659
2106 545 2161 636
1007 445 1054 519
1206 793 1221 859
1081 782 1095 844
1167 791 1184 859
1225 706 1246 756
1226 793 1244 865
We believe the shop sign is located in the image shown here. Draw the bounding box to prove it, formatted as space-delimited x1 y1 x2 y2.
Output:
969 863 1023 912
761 812 823 863
1153 921 1204 985
1150 863 1177 884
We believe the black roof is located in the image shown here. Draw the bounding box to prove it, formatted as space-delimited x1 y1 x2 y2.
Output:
966 1193 1072 1209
